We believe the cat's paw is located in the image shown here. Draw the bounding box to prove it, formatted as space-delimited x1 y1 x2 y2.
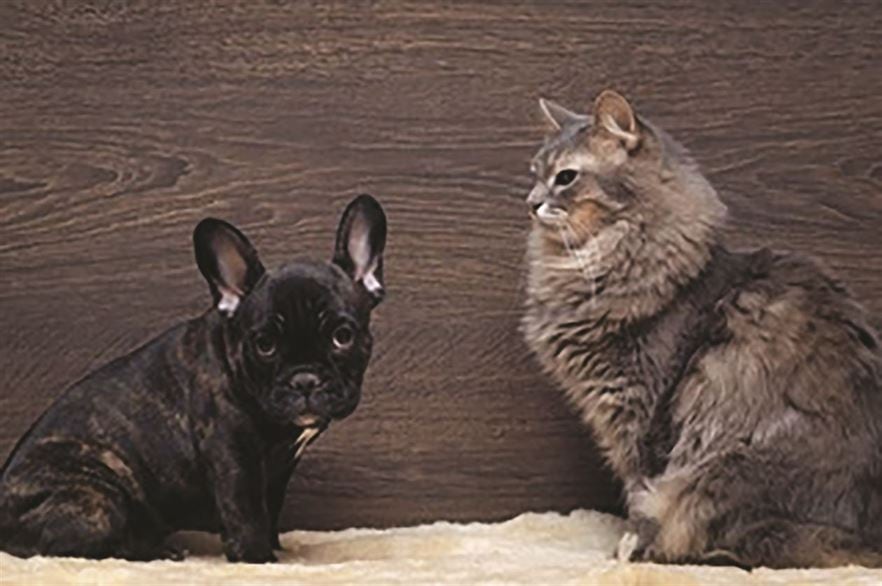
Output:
618 513 661 563
616 531 640 562
699 548 751 570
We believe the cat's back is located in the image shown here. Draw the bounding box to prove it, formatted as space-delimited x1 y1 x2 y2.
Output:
671 248 882 468
716 250 879 406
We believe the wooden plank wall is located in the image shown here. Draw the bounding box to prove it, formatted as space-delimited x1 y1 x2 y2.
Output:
1 1 880 530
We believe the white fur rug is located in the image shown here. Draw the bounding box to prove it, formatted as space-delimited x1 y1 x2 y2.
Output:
1 510 879 585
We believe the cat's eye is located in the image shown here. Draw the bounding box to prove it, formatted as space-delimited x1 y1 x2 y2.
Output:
332 324 355 350
254 333 277 359
554 169 578 187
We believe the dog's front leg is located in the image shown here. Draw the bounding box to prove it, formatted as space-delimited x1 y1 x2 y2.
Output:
206 444 276 563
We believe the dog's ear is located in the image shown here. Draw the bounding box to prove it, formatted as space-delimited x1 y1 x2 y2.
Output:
193 219 265 316
333 194 387 306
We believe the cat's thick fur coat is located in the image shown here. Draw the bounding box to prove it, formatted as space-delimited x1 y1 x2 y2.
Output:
521 90 882 568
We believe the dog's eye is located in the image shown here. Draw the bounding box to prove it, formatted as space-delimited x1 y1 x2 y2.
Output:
254 333 277 359
332 324 355 350
554 169 578 187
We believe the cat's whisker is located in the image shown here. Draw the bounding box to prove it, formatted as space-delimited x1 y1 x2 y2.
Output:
558 222 603 312
559 222 599 300
557 225 582 271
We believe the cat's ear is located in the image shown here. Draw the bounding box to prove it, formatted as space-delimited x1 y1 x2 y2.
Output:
539 98 585 131
193 219 265 316
593 89 640 151
333 194 387 306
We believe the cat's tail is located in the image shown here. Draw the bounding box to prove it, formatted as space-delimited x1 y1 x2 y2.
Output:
810 542 882 569
719 519 882 569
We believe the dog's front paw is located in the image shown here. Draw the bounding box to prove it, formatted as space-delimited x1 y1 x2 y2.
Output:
224 539 277 564
160 544 188 562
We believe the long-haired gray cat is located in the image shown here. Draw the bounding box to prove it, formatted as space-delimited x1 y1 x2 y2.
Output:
521 89 882 568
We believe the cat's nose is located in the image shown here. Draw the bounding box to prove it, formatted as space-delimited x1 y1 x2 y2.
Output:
290 372 322 394
527 184 548 207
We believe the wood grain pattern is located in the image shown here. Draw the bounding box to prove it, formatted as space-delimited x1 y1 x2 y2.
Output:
1 0 880 530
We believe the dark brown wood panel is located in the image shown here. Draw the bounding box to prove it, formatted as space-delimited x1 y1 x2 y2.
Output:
1 0 880 530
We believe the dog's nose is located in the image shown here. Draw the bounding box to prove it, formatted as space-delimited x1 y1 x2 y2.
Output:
290 372 321 394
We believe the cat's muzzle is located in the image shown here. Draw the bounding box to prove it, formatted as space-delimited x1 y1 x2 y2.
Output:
532 202 568 226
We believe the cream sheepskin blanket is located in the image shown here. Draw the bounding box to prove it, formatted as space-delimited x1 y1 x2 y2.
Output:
1 510 879 585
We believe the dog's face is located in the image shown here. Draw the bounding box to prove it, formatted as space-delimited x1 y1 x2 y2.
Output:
193 195 386 430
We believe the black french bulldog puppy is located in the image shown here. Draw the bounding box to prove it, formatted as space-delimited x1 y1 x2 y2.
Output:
0 195 387 563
